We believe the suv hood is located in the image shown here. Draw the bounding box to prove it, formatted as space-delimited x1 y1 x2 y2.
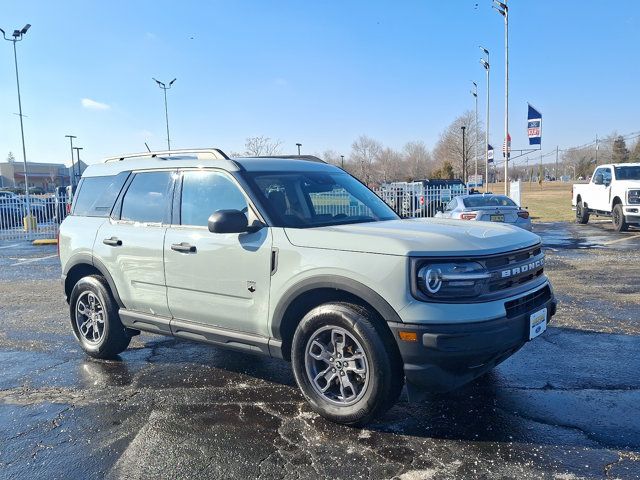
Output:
284 218 540 257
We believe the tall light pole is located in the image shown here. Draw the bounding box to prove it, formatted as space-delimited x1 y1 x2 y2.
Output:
493 0 509 195
296 143 302 155
480 46 490 193
471 81 479 185
1 23 32 227
65 135 77 186
73 147 83 184
461 126 467 184
152 77 176 151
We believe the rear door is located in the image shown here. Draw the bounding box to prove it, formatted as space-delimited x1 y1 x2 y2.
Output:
163 169 272 336
93 170 175 317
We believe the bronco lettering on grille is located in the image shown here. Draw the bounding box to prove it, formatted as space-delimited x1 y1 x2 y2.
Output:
500 258 544 278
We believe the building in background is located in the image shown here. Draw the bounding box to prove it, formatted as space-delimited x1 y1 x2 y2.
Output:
0 161 72 192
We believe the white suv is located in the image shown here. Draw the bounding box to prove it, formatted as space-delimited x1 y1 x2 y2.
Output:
59 149 556 425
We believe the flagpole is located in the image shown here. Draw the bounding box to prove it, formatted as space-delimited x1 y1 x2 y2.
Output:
493 0 509 195
480 47 490 193
504 2 509 195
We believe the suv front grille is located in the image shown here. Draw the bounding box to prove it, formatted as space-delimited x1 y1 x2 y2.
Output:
482 246 545 293
504 285 551 318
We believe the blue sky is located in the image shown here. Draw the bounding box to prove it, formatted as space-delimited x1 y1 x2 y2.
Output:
1 0 639 166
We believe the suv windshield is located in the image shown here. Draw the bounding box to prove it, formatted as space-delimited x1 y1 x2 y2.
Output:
246 171 399 228
615 166 640 180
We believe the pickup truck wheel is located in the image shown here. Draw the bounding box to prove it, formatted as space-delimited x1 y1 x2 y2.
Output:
612 204 628 232
69 275 131 359
291 303 403 426
576 200 589 224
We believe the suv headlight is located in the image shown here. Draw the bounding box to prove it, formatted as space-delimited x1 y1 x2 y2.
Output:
417 261 491 299
628 190 640 205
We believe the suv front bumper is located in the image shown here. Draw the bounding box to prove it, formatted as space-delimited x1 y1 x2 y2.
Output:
388 292 557 399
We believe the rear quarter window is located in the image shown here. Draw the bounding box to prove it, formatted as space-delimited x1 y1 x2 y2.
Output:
72 172 129 217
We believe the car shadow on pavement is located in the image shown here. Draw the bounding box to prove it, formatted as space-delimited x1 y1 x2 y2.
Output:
73 326 640 452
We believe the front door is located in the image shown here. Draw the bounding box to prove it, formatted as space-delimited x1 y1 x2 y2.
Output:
164 169 272 336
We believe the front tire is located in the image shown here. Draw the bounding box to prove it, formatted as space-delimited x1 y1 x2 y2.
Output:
291 303 403 425
69 275 131 359
612 204 628 232
576 200 590 224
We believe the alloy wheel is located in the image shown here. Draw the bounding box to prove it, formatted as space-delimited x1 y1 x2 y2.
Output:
305 326 370 406
75 291 105 344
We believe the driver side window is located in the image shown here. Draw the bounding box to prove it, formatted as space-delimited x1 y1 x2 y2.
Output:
180 170 248 226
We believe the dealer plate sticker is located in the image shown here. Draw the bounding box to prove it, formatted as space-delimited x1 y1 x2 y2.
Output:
529 308 547 340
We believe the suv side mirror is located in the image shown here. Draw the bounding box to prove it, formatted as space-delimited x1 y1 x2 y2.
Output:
593 173 603 185
208 209 250 234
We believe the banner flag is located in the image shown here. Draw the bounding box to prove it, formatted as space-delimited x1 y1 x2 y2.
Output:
487 144 494 163
528 104 542 145
502 133 511 158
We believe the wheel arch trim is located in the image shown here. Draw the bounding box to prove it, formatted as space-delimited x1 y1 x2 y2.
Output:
270 275 403 340
63 254 125 308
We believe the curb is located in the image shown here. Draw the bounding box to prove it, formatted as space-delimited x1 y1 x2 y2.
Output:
32 239 58 246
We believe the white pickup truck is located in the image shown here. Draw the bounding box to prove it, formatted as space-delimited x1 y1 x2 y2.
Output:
572 163 640 231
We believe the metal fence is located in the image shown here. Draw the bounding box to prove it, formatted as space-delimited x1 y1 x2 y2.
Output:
0 185 470 242
0 194 68 241
375 184 469 218
309 184 470 220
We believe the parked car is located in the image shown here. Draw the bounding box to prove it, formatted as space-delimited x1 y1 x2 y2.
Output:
572 163 640 231
435 194 532 231
59 149 556 425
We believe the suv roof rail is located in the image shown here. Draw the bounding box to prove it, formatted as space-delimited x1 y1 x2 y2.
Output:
241 155 326 164
104 148 229 163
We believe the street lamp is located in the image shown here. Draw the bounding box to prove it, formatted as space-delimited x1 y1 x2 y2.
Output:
296 143 302 155
461 126 467 184
1 23 32 228
65 135 77 186
152 77 176 151
471 81 478 186
493 0 509 194
480 46 490 193
340 155 345 168
72 147 83 183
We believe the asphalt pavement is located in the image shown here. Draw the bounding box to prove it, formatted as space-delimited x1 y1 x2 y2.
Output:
0 221 639 480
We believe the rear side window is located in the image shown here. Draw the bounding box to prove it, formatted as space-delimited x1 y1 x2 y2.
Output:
120 171 173 223
73 172 129 217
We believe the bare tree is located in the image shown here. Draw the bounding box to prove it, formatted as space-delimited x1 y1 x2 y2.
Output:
432 111 484 182
244 136 283 156
402 141 432 180
350 135 382 185
322 149 343 167
375 147 403 183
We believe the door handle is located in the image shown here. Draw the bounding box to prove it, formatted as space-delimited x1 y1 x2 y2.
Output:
171 242 197 253
103 237 122 247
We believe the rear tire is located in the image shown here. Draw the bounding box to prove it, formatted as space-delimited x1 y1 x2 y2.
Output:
291 302 403 426
576 200 589 224
69 275 131 359
612 204 628 232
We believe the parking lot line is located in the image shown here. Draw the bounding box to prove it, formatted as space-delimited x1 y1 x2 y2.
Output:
602 234 640 246
11 254 58 267
0 244 20 249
